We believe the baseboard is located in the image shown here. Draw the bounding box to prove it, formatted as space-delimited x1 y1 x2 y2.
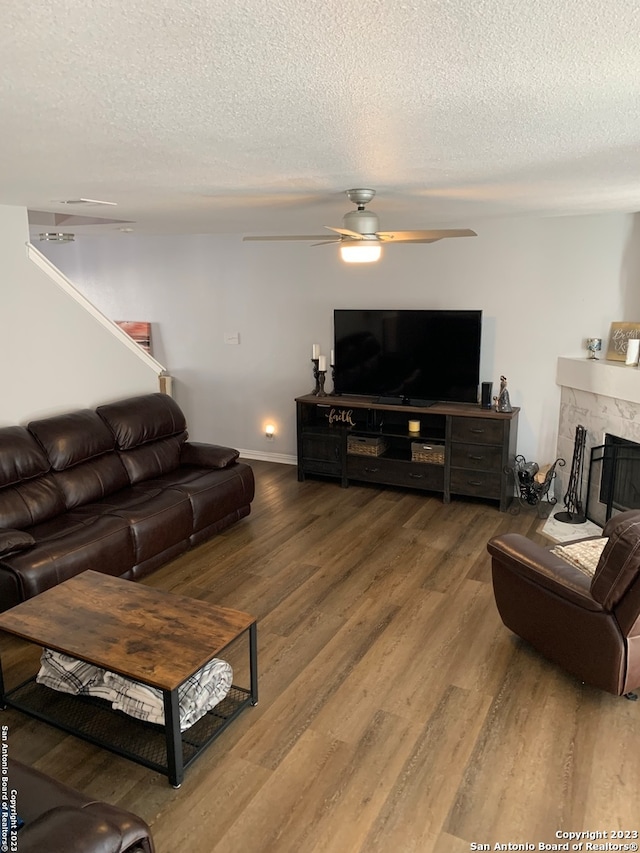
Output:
237 449 297 465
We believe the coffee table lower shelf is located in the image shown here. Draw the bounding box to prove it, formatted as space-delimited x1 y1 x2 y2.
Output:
4 678 252 784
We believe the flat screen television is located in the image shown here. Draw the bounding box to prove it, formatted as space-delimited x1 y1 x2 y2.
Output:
333 309 482 405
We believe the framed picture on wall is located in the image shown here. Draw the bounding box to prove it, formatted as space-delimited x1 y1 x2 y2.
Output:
606 322 640 361
116 321 152 354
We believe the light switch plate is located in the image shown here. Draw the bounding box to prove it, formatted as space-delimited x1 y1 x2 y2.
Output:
224 332 240 345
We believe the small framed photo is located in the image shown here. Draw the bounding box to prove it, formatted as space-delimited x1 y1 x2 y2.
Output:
116 321 152 354
606 322 640 361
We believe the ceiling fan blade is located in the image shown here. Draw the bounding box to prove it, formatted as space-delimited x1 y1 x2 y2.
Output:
324 226 364 239
243 235 330 242
310 239 342 247
376 229 477 242
381 235 445 244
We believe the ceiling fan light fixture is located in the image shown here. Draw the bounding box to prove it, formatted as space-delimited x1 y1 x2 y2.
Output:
242 189 476 254
38 232 75 243
340 242 382 263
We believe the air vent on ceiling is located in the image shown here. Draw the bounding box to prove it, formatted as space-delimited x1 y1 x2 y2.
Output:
38 232 75 243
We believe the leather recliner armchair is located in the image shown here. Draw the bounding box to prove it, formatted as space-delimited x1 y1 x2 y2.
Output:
487 510 640 697
9 759 155 853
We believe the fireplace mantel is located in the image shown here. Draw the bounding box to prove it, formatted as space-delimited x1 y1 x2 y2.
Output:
557 357 640 406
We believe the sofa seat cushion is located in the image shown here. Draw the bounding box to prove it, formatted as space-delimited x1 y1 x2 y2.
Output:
74 486 193 564
1 514 134 600
144 463 255 533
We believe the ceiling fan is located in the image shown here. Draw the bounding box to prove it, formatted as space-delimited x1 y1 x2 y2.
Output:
243 188 477 262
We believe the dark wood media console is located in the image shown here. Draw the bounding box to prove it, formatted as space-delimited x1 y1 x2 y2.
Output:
296 394 519 511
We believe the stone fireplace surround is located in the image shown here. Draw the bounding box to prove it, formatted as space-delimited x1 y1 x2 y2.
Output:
556 357 640 524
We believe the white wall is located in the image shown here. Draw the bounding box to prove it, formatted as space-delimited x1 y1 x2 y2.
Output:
39 212 637 465
0 206 160 425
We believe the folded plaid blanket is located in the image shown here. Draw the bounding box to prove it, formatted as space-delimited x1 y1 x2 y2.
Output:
36 648 113 701
104 659 233 730
37 649 233 732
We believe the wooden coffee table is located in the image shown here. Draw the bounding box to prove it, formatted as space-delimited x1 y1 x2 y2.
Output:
0 571 258 787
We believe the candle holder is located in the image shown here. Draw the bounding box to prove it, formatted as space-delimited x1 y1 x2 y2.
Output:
317 370 327 397
311 358 320 395
331 365 340 395
586 338 602 360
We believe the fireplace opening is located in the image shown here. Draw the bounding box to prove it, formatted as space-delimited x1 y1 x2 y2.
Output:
587 434 640 525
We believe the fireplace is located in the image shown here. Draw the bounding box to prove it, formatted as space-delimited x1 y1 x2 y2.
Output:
556 357 640 529
587 434 640 525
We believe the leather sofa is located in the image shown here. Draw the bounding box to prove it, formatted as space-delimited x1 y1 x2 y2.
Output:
9 758 154 852
487 509 640 696
0 393 255 611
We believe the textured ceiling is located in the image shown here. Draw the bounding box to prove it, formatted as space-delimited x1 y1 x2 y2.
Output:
3 0 640 238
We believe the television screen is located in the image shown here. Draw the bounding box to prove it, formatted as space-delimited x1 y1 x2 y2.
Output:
333 309 482 405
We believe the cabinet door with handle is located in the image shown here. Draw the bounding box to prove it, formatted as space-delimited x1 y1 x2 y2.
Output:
301 433 345 479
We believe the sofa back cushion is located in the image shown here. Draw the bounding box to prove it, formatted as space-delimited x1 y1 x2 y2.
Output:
0 426 50 487
29 410 114 470
591 514 640 610
52 455 131 510
97 393 188 484
28 410 129 509
111 436 186 484
0 426 65 528
97 393 187 449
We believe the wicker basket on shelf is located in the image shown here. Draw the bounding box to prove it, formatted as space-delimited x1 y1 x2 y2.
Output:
411 442 445 464
347 436 388 457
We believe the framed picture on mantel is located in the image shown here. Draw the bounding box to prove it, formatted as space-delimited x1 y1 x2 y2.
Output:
606 322 640 361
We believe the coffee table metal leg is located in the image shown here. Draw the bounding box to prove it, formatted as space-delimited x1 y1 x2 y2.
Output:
163 689 183 788
249 622 258 706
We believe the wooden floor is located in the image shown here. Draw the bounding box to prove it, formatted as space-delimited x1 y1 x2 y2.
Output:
2 460 639 852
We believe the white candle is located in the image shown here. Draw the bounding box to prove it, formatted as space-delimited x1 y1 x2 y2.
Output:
318 355 327 372
627 338 640 365
330 349 335 366
312 344 320 360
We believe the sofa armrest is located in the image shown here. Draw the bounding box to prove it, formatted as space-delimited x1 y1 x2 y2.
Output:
487 533 604 611
0 528 35 556
18 805 128 853
180 441 239 469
